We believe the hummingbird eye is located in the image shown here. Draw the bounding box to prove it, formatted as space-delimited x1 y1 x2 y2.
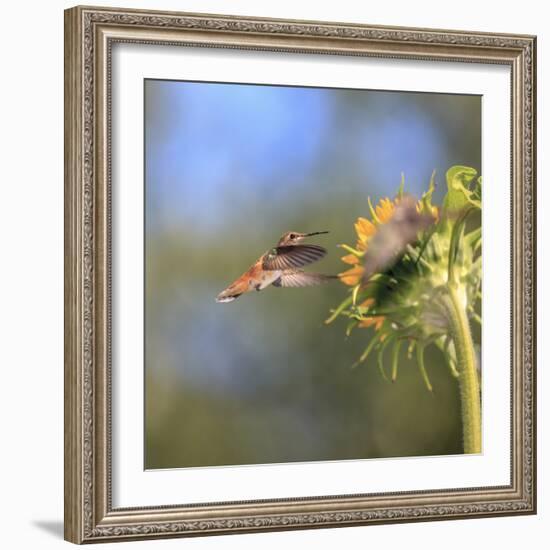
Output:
289 233 297 239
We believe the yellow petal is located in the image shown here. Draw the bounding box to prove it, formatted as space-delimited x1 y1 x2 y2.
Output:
355 217 376 242
356 239 367 252
341 253 359 265
338 266 364 286
359 316 385 330
376 198 395 223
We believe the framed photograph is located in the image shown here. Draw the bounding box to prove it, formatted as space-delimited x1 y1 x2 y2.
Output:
64 5 537 543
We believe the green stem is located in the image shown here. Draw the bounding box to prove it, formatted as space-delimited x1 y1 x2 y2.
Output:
442 285 481 454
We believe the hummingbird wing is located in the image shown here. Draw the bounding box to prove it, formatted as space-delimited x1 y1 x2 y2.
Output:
273 270 336 288
262 244 327 271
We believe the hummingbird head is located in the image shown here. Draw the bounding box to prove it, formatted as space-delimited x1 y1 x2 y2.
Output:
277 230 329 246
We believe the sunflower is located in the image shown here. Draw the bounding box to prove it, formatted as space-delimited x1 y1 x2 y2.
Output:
327 169 480 385
326 167 483 453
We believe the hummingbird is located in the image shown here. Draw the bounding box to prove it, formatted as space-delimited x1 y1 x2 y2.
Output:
216 231 334 303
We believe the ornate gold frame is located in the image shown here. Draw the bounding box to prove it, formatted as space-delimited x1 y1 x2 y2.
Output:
64 5 537 544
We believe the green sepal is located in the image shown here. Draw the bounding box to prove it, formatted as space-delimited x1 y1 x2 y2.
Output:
442 165 480 221
352 336 379 369
391 340 402 382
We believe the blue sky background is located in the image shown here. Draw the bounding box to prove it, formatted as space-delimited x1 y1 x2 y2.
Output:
145 80 479 235
144 79 481 469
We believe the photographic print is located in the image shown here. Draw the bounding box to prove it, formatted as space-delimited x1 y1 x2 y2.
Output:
65 7 536 542
144 80 482 469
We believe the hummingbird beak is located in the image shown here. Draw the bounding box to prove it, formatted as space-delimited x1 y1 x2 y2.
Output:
304 231 329 237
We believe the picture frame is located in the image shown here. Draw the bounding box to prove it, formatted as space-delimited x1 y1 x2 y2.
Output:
64 5 537 544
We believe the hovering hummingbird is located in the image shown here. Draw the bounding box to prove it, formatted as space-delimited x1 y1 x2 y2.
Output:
216 231 334 303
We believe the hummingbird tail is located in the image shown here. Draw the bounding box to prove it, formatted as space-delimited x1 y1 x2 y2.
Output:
216 292 243 303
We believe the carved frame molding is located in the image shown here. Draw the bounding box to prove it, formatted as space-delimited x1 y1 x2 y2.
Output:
64 5 536 543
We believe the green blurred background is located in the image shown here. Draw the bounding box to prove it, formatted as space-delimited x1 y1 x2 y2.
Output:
145 79 481 469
